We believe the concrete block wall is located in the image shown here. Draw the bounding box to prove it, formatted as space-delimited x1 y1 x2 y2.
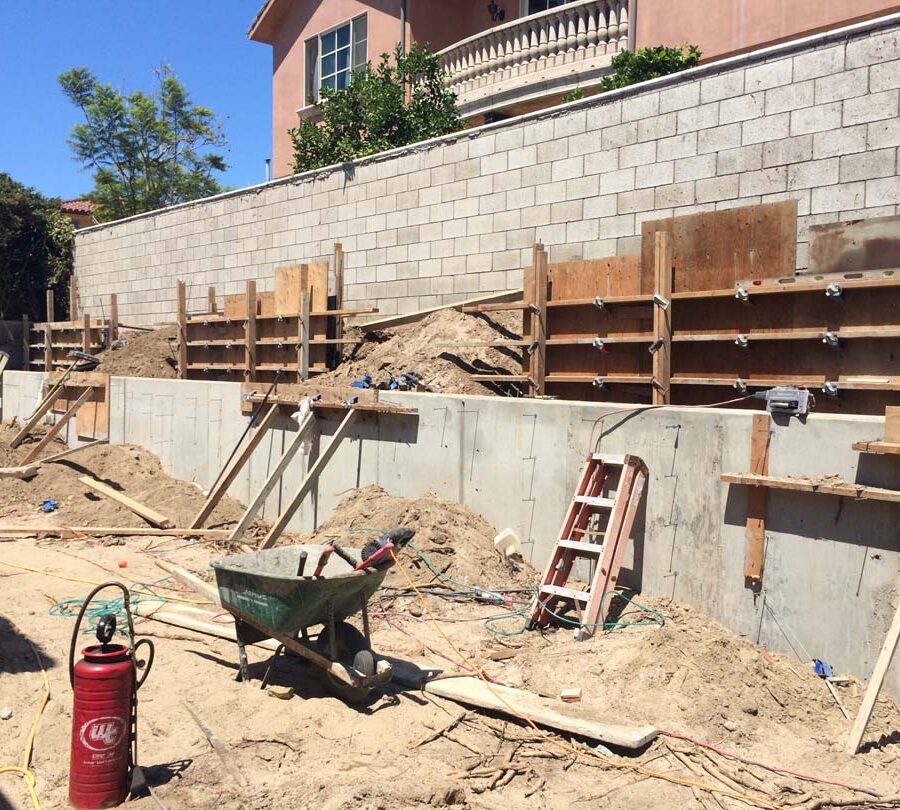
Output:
75 14 900 322
1 370 897 694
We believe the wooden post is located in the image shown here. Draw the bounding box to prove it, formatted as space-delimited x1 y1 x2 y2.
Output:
245 280 257 381
82 312 91 354
744 413 771 590
44 290 54 371
529 244 547 396
46 289 54 323
109 294 119 345
69 277 79 320
332 243 345 368
176 281 188 379
521 251 535 381
208 286 217 314
846 598 900 754
652 231 673 405
21 315 29 370
299 290 310 381
22 387 95 465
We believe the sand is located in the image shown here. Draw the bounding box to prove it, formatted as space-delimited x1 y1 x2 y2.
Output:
94 326 179 379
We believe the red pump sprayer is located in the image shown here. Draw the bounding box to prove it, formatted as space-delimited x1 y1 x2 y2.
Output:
68 582 154 809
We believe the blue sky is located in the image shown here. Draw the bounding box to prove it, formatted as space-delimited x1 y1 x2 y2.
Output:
0 1 272 200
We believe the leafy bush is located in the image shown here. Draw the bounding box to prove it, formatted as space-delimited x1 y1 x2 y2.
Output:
599 44 701 92
290 43 461 173
0 174 74 320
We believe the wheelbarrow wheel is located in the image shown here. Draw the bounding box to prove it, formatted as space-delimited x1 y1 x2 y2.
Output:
316 621 375 704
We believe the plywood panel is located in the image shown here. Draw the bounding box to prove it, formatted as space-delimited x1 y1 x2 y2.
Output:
51 371 110 439
641 200 798 293
224 294 245 319
548 256 643 301
809 215 900 275
257 291 275 317
308 261 328 370
275 264 305 316
547 305 652 340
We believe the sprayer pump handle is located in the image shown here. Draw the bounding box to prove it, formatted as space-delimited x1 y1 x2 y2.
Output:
96 613 116 645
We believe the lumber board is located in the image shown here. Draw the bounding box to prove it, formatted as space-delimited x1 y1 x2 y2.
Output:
641 200 797 293
80 476 174 528
652 231 673 405
274 264 304 316
0 525 229 538
720 472 900 503
177 281 187 379
886 406 900 443
9 385 66 448
245 280 257 381
52 371 110 439
308 261 328 371
132 603 279 648
359 289 524 331
547 255 643 301
228 411 316 543
154 559 221 605
530 245 548 396
852 440 900 456
240 382 378 414
260 409 359 549
224 293 246 319
424 676 658 750
39 438 107 465
189 403 281 529
22 387 94 465
0 465 38 480
845 596 900 754
809 214 900 276
744 414 771 589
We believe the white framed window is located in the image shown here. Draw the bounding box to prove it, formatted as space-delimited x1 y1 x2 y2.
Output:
305 14 367 105
520 0 572 15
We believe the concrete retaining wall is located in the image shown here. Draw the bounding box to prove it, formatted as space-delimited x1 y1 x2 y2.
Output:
2 370 898 694
74 15 900 322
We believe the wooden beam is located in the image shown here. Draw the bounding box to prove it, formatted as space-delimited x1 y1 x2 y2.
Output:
9 384 66 448
846 598 900 754
299 290 310 381
188 403 281 529
0 525 229 538
176 281 187 379
79 476 174 528
853 440 900 456
245 279 257 382
744 414 771 589
43 322 52 373
333 243 345 367
21 315 29 371
154 558 221 604
39 438 107 465
652 231 673 405
358 289 523 331
260 408 359 549
22 387 95 465
82 312 91 354
228 411 316 543
530 244 547 397
46 289 54 323
69 277 78 320
109 295 119 344
720 472 900 504
886 406 900 444
208 286 217 314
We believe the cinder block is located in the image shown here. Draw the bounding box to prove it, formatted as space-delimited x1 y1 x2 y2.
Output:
865 176 900 206
585 100 622 130
521 205 552 227
790 103 842 136
717 144 763 174
469 133 497 157
810 182 865 213
616 187 655 214
868 118 900 149
746 59 793 93
674 153 717 182
845 30 900 69
494 169 523 193
553 111 587 138
621 91 660 122
763 135 813 168
480 152 510 175
568 130 601 157
493 209 521 231
740 167 787 196
676 103 720 134
508 144 537 169
870 59 900 92
843 90 900 126
566 219 599 242
453 157 482 181
659 81 701 113
767 81 815 115
550 200 583 224
506 186 536 209
637 112 677 142
793 44 844 82
721 92 765 122
583 193 618 218
635 161 674 189
814 68 868 104
700 71 745 103
839 148 896 182
564 175 600 200
619 140 657 168
535 182 566 205
812 124 868 158
654 181 695 208
466 176 493 198
603 121 638 149
698 122 742 154
551 155 584 182
496 127 524 151
598 213 635 239
521 162 552 187
786 158 840 190
584 148 620 175
599 167 636 194
657 132 697 161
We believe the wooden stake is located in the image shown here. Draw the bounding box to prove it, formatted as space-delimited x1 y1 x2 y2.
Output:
529 244 547 396
21 315 29 370
22 387 95 465
176 281 187 379
82 312 91 354
260 409 358 549
109 294 119 344
245 279 257 382
299 290 310 381
69 276 78 320
846 597 900 754
652 231 673 405
44 319 53 374
46 289 55 323
208 286 217 314
744 413 771 589
79 476 174 528
188 403 280 529
228 411 316 543
333 243 345 368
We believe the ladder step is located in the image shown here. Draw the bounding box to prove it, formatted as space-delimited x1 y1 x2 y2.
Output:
558 539 604 553
540 584 589 602
573 495 616 509
591 453 627 465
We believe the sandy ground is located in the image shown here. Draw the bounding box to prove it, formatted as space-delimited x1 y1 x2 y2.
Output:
94 326 179 380
1 436 899 809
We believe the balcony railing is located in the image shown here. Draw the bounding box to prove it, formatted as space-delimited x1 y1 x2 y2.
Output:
437 0 629 119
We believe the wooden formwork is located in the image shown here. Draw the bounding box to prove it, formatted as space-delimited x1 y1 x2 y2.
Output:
464 201 900 415
177 244 377 383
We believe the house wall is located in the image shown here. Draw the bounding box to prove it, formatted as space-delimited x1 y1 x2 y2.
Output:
75 14 900 322
2 370 898 696
636 0 900 61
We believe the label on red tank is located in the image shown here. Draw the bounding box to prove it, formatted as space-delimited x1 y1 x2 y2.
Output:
79 716 127 751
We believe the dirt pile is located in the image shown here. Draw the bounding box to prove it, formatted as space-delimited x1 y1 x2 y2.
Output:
315 308 524 395
94 325 178 379
306 484 536 588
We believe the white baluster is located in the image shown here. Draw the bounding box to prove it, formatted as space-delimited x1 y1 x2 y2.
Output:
576 8 588 52
587 2 599 56
597 0 609 52
566 9 578 57
529 22 541 65
617 1 629 51
538 18 550 63
511 26 525 77
608 1 619 50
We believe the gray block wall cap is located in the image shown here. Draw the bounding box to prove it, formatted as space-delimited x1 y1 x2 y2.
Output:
75 11 900 236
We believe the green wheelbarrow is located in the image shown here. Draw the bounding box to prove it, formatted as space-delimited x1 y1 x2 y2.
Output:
212 530 412 703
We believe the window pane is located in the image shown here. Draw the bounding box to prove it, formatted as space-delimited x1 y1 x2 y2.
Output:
321 30 336 53
305 38 319 103
353 41 366 70
322 74 336 89
353 14 367 45
337 47 349 72
322 52 336 76
527 0 547 13
336 70 349 89
336 23 350 48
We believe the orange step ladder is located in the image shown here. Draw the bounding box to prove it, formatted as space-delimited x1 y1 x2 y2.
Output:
528 454 648 640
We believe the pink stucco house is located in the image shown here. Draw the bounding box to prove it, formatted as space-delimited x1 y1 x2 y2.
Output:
249 0 900 178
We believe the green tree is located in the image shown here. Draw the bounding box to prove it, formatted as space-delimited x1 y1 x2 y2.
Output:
599 45 701 92
0 174 74 320
58 66 227 221
290 43 461 173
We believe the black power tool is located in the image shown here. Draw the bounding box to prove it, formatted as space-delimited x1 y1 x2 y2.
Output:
354 527 416 570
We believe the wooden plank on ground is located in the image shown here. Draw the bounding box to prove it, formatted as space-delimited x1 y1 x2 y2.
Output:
39 438 107 465
651 231 673 405
189 403 281 529
424 676 658 750
744 413 771 589
720 472 900 503
260 409 359 549
80 476 174 528
641 200 797 293
22 387 94 465
0 526 229 538
359 289 523 331
846 598 900 754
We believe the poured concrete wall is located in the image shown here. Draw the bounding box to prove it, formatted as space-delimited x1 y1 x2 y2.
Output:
74 14 900 322
2 370 897 694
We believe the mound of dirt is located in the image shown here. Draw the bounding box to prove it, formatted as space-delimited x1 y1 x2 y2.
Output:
94 325 178 379
315 308 525 395
305 484 535 588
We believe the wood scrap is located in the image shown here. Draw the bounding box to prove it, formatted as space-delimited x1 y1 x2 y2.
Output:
154 558 221 605
358 289 523 331
0 465 39 480
0 526 229 538
38 438 107 465
183 702 248 788
78 476 174 528
409 711 470 749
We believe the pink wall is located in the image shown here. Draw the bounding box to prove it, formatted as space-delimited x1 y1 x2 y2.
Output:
636 0 900 61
